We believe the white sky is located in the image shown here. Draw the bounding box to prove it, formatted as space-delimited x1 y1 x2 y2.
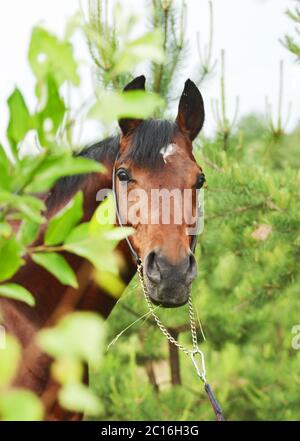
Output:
0 0 299 150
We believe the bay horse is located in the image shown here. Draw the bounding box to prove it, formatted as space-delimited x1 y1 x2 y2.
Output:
0 75 206 420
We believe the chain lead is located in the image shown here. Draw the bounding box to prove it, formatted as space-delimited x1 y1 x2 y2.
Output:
137 261 207 381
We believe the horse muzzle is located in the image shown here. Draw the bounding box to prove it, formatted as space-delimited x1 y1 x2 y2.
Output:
143 249 197 307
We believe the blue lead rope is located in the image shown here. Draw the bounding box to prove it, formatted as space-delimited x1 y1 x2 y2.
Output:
204 383 225 421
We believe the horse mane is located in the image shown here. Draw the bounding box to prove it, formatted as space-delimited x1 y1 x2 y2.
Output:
123 119 178 167
46 136 119 212
46 119 178 212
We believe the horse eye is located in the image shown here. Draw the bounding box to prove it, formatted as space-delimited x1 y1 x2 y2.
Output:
195 173 206 189
117 169 130 182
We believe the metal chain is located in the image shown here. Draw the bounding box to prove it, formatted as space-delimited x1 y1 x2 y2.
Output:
188 296 199 351
137 261 207 382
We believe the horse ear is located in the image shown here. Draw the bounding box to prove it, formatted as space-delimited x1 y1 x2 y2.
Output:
119 75 146 136
176 79 205 141
123 75 146 92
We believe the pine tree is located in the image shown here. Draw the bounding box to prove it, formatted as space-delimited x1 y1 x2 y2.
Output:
86 0 215 101
282 0 300 61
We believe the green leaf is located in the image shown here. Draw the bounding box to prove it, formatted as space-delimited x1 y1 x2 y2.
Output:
113 30 165 76
89 194 115 233
35 75 66 148
0 389 43 421
13 197 45 224
51 358 83 385
64 11 82 40
0 191 45 224
0 238 24 282
37 312 105 368
14 201 45 224
93 269 125 298
45 192 83 246
0 222 12 239
64 235 118 273
89 195 134 241
12 153 49 193
28 26 80 88
0 335 21 388
63 196 133 273
0 145 11 190
17 219 40 246
0 283 35 306
31 253 78 288
7 89 32 155
58 383 102 416
104 227 135 241
64 223 89 245
88 90 164 123
26 153 104 193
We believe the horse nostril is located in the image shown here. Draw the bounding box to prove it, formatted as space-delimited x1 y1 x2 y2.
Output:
186 253 197 284
145 251 161 285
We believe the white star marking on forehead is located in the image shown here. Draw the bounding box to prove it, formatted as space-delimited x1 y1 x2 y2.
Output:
159 143 177 164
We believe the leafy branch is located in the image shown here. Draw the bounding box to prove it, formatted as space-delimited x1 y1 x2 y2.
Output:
281 0 300 61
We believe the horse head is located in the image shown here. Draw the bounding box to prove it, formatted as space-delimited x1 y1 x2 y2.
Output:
114 75 205 307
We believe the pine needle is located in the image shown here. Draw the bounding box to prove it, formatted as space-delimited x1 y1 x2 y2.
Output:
195 306 206 342
107 304 161 351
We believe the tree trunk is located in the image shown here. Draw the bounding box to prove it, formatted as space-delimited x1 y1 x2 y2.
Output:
168 329 181 385
145 361 159 393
